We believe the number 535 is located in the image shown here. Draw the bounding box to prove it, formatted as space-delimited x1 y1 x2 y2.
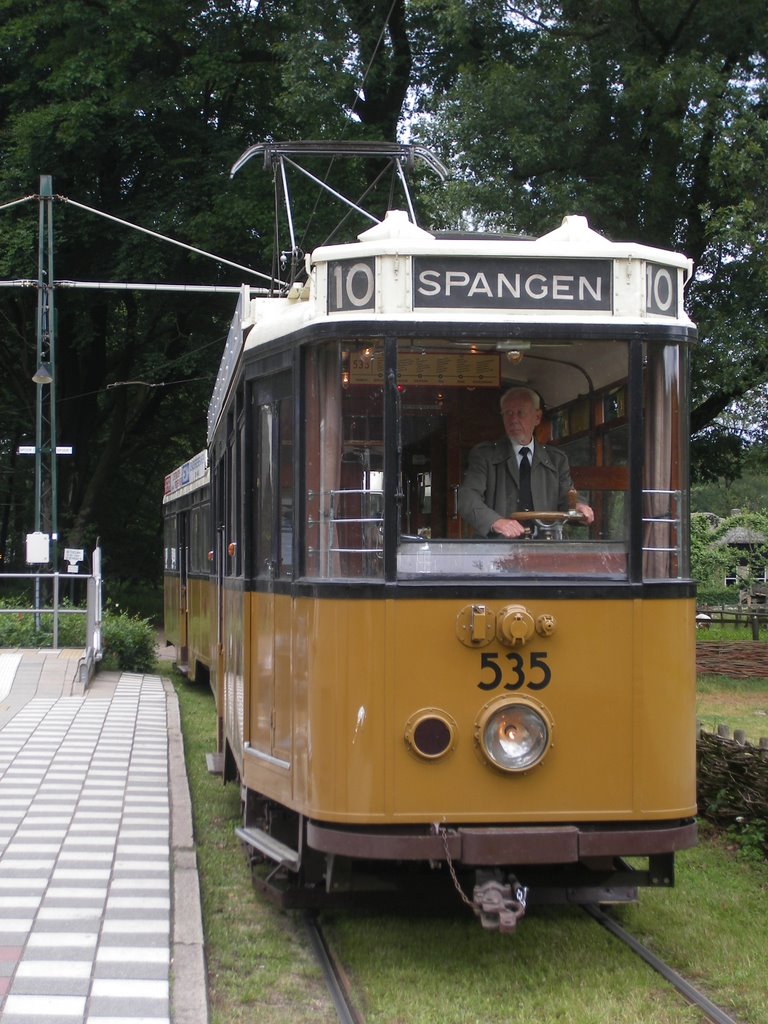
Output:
477 651 552 691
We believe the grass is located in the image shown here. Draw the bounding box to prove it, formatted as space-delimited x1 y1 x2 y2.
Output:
323 831 768 1024
696 624 764 642
696 674 768 743
169 666 768 1024
167 668 337 1024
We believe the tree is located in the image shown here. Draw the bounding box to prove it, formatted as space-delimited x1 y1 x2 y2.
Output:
0 0 422 580
692 509 768 603
410 0 768 477
0 0 292 574
690 512 732 596
3 0 767 579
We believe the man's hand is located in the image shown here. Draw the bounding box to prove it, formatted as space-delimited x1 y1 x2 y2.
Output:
491 517 528 538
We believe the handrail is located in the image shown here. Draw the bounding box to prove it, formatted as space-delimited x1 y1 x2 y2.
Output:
0 545 102 685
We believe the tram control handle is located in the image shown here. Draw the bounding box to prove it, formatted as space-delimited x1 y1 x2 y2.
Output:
505 508 586 540
507 491 586 538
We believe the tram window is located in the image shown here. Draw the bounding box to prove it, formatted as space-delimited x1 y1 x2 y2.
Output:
225 424 244 577
396 336 631 579
189 503 210 574
642 343 689 580
190 508 200 574
278 397 293 577
255 404 274 579
164 516 177 572
303 340 385 579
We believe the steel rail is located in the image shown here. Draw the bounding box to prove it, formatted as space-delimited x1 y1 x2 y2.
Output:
303 913 363 1024
584 904 739 1024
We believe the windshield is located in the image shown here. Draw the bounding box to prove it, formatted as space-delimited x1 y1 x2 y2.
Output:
302 335 687 582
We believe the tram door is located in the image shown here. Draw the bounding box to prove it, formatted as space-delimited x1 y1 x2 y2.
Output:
399 387 504 542
400 411 448 539
176 512 189 670
250 376 293 765
219 402 246 768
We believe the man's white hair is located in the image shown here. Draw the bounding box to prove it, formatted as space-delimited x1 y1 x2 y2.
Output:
500 386 541 411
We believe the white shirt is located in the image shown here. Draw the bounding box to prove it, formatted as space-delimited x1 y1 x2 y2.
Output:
512 439 535 467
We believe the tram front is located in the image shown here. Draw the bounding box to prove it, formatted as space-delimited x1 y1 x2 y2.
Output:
296 212 697 908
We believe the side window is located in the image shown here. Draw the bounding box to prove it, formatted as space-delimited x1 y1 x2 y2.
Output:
303 341 384 580
278 397 294 578
226 437 239 577
190 507 200 573
164 515 178 572
643 343 687 580
189 502 211 574
255 403 274 579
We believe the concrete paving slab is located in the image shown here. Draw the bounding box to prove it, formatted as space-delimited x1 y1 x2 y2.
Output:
0 652 208 1024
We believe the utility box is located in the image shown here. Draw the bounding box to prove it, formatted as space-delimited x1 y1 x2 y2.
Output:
26 532 50 564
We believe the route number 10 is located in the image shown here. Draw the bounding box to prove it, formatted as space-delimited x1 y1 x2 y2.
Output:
329 259 376 312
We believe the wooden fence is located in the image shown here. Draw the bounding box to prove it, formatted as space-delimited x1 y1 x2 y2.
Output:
697 727 768 826
696 641 768 678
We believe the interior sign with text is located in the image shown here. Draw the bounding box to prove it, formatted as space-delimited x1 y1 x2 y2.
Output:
413 257 613 311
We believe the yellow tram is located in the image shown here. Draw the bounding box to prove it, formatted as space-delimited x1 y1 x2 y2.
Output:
163 143 697 930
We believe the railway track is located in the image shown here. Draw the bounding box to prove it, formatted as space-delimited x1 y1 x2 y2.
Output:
584 904 740 1024
306 906 744 1024
304 912 364 1024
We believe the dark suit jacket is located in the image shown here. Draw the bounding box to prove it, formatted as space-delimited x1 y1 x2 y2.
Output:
457 437 574 537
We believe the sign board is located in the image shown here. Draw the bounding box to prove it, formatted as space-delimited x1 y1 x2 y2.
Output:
413 257 613 311
349 350 500 387
26 532 50 564
164 450 208 497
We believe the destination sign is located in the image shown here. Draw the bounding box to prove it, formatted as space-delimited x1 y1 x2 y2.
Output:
349 351 500 387
413 257 612 311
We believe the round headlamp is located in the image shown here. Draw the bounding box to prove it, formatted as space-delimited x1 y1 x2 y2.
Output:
475 697 552 773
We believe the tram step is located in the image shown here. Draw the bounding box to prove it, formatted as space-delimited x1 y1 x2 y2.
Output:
235 826 300 871
205 752 223 775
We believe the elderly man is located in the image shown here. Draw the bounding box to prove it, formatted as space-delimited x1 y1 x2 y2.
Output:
458 387 594 539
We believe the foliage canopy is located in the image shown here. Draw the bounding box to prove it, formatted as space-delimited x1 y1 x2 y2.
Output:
1 0 767 578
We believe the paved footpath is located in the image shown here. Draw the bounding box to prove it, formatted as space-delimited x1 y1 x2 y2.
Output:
0 651 207 1024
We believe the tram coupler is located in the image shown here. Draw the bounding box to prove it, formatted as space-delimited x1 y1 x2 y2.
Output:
472 872 528 933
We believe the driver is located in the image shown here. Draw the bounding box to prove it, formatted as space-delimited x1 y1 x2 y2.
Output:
457 386 594 538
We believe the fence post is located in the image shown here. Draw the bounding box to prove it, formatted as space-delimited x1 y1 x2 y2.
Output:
52 572 59 648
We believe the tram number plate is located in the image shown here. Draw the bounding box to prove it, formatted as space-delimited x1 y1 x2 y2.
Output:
477 651 551 691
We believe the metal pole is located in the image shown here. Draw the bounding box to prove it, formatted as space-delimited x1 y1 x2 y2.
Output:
32 176 57 625
33 179 47 625
45 177 58 570
34 179 46 537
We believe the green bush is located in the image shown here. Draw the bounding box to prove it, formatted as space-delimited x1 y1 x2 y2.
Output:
697 586 742 607
0 597 87 648
100 611 157 672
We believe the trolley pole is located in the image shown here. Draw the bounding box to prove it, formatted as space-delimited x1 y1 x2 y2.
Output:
34 175 57 564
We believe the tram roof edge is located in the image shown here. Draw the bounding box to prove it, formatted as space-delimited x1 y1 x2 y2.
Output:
310 211 693 276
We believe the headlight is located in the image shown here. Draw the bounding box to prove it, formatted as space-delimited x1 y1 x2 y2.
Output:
475 697 552 772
